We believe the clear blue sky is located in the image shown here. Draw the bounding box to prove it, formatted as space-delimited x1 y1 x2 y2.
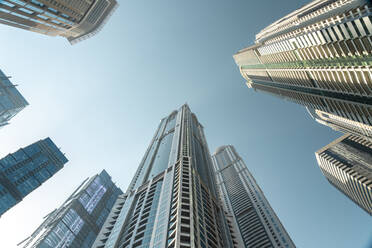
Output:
0 0 371 247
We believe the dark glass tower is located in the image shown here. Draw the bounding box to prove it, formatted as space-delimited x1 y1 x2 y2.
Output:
0 137 68 216
0 69 28 128
316 134 372 214
18 170 123 248
212 145 296 248
93 104 235 248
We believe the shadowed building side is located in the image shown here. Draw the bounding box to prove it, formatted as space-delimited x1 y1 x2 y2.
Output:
0 137 68 216
0 69 28 128
316 134 372 214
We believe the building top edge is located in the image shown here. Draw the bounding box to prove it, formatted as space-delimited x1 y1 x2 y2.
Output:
315 133 352 154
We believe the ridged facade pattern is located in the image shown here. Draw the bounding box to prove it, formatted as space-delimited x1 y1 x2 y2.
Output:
308 107 372 141
315 134 372 214
93 105 234 248
212 145 295 248
234 0 372 128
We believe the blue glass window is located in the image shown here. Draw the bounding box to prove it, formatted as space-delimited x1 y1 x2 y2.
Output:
18 7 33 14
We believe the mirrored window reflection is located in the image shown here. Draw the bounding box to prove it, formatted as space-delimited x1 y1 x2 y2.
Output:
149 132 174 178
79 177 107 214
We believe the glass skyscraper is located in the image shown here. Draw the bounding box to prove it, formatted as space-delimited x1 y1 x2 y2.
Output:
0 69 28 128
212 145 296 248
233 0 372 129
18 170 123 248
315 134 372 214
0 0 118 44
93 104 236 248
0 137 68 216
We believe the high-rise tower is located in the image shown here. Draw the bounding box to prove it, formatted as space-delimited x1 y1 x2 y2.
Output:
307 107 372 142
93 104 235 248
18 170 123 248
0 0 118 44
0 138 68 216
212 145 296 248
234 0 372 128
315 134 372 214
0 69 28 128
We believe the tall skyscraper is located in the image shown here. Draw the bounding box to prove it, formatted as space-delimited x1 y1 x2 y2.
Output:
234 0 372 128
212 145 296 248
0 137 68 216
18 170 123 248
307 107 372 142
93 104 236 248
315 134 372 214
0 0 118 44
0 69 28 128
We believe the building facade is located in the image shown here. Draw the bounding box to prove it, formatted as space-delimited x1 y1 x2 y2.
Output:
0 69 28 128
0 137 68 216
18 170 123 248
234 0 372 128
307 107 372 142
212 145 296 248
315 134 372 214
93 104 236 248
0 0 118 44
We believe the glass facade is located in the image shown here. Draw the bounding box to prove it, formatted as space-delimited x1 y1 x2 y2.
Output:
19 170 123 248
0 0 118 44
0 137 67 216
93 104 235 248
212 145 296 248
0 69 28 128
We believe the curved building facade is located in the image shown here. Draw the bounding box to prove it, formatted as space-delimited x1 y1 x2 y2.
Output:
234 0 372 128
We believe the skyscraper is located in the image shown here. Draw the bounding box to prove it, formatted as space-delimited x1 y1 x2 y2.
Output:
307 107 372 142
212 145 296 248
0 137 68 216
0 0 118 44
315 134 372 214
0 69 28 128
93 104 236 248
233 0 372 128
18 170 123 248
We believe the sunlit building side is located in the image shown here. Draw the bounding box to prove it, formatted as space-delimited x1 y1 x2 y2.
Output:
307 107 372 142
18 170 122 248
0 0 118 44
234 0 372 129
212 145 296 248
93 104 236 248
